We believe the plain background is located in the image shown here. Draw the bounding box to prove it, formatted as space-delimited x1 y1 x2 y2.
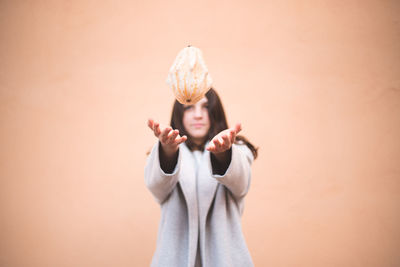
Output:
1 1 399 266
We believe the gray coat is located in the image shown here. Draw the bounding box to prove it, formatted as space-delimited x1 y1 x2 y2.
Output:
144 140 255 267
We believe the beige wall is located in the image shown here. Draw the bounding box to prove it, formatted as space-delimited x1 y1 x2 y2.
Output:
1 1 399 266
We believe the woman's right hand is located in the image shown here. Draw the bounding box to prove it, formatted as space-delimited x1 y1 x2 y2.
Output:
147 118 187 156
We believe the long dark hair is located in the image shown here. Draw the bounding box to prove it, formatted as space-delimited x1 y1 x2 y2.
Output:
170 88 258 160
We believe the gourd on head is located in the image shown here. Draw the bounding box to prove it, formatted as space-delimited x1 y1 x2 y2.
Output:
166 45 213 105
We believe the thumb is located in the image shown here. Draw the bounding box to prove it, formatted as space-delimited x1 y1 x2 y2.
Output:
234 123 242 134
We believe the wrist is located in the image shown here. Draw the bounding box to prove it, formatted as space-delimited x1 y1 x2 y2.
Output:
212 148 231 162
160 143 179 157
210 148 232 175
158 142 179 174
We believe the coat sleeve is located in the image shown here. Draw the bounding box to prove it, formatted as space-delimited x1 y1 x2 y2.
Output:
144 141 182 204
208 143 254 199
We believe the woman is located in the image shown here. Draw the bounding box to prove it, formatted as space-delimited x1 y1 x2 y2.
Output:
145 88 258 267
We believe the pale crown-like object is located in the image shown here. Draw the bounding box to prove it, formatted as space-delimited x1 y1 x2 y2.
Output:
166 45 213 105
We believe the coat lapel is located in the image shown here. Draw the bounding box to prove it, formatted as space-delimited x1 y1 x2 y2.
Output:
178 143 199 267
178 143 197 206
191 141 219 223
179 141 220 221
179 141 218 208
179 141 220 266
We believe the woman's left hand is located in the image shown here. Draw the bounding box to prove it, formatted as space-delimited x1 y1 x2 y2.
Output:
206 123 242 154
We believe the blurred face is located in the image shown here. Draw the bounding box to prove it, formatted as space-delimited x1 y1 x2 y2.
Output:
182 97 211 145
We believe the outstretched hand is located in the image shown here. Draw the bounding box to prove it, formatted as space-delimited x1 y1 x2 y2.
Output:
147 118 187 155
206 123 242 154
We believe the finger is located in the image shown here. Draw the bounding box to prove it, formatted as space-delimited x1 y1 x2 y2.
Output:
213 138 223 151
175 135 187 145
220 135 229 149
229 129 234 141
206 146 216 153
222 134 231 149
229 129 236 143
234 123 242 134
154 122 161 137
147 118 154 130
206 142 215 151
160 127 172 143
206 143 215 151
166 129 179 144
